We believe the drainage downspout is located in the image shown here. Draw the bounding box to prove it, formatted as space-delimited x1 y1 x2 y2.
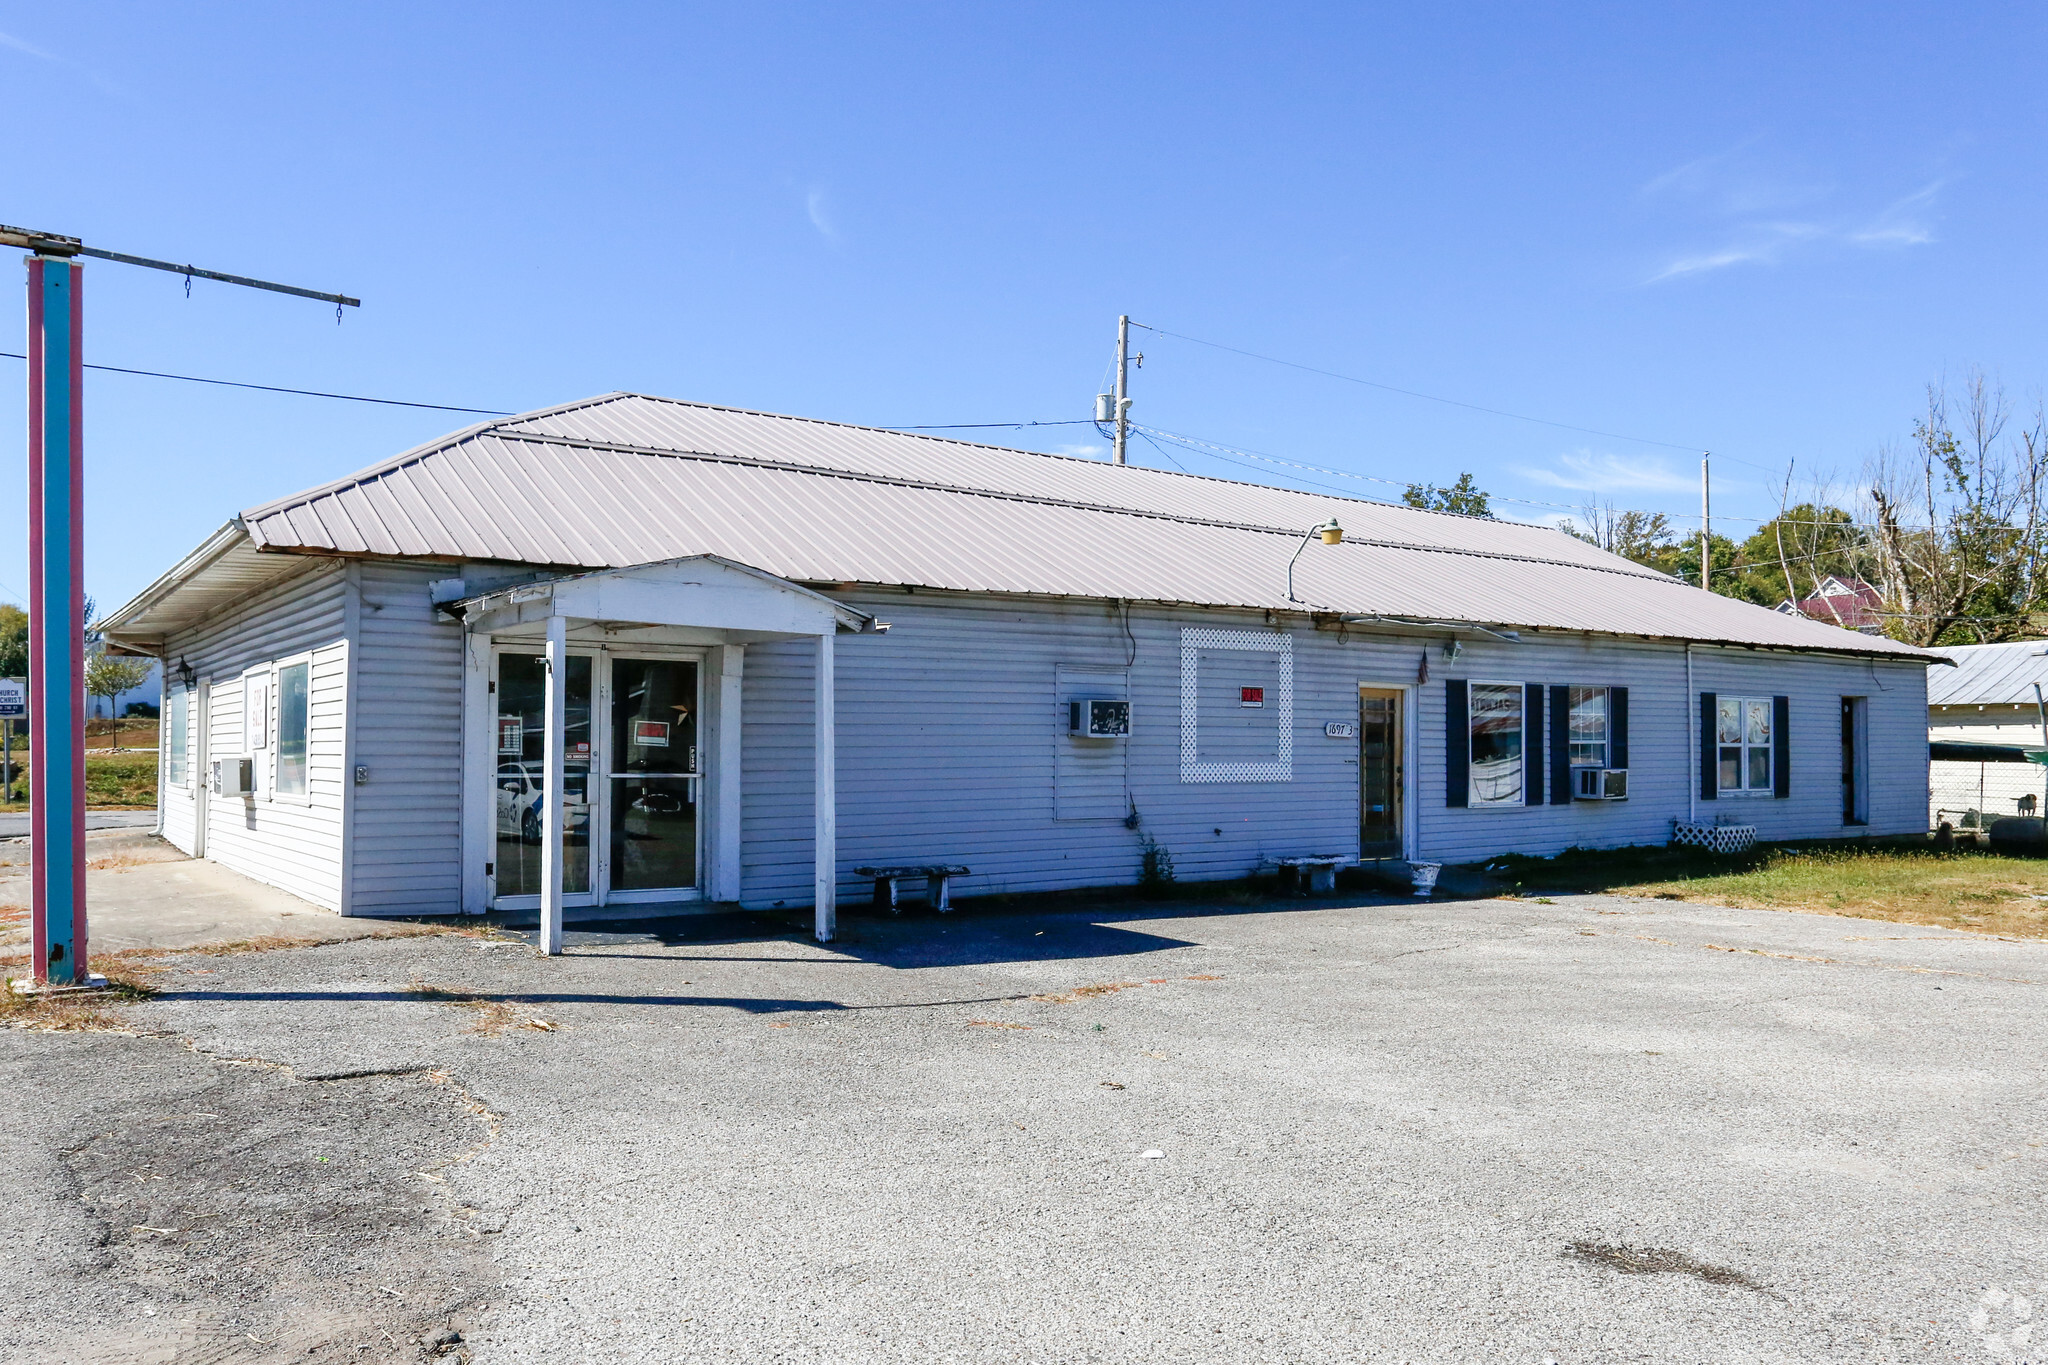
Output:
1686 644 1697 826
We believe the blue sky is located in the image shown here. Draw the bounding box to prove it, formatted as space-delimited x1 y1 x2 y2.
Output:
2 2 2042 610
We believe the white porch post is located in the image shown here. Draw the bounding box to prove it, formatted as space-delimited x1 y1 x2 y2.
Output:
711 644 745 903
540 612 567 956
814 629 836 943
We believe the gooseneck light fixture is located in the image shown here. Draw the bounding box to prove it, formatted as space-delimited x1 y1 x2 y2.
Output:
1286 517 1344 603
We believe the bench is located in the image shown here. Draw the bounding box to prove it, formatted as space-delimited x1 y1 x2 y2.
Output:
856 864 971 913
1266 855 1355 896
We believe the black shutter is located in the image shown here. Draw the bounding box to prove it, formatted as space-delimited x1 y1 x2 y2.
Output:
1549 684 1572 804
1445 680 1468 808
1699 691 1718 801
1773 695 1791 798
1610 687 1629 770
1524 683 1545 805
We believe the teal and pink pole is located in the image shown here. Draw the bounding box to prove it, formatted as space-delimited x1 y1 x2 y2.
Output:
28 253 86 985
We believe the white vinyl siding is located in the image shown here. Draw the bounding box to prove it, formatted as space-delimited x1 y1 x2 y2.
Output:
154 556 1937 915
155 560 348 908
346 560 468 915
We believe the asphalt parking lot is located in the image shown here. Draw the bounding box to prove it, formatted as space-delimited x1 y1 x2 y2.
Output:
4 887 2043 1363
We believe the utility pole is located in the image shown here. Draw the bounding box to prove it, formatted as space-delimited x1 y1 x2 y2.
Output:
1113 314 1131 466
2 224 354 987
1700 451 1712 593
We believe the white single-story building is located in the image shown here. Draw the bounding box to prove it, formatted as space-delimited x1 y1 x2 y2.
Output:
100 393 1938 938
1927 640 2048 828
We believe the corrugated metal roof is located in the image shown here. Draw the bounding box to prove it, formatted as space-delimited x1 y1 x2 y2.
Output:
171 392 1930 659
1927 640 2048 705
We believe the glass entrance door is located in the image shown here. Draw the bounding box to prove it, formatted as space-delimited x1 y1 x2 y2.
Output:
1359 687 1403 859
607 657 700 898
490 648 702 909
494 652 595 902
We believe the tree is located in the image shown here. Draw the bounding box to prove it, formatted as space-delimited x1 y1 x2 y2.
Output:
86 650 151 750
1560 501 1676 566
1740 503 1867 610
1402 473 1493 517
0 604 23 680
1866 374 2048 647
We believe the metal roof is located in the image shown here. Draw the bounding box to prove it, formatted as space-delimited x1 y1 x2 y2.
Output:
113 393 1936 659
1927 640 2048 706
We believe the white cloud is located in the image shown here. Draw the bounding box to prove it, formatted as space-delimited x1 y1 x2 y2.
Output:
1640 145 1941 283
1649 221 1827 281
1520 450 1705 495
1055 443 1106 458
0 28 54 61
1846 181 1941 247
805 187 835 241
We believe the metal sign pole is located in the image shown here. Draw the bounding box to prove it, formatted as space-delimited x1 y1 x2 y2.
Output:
27 254 86 984
3 223 353 988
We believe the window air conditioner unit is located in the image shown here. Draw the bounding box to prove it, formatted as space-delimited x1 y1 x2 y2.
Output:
1068 698 1130 738
1574 767 1628 801
211 757 256 797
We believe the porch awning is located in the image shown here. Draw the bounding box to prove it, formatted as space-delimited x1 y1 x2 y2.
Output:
448 554 873 641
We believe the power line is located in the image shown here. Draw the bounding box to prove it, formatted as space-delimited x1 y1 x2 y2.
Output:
0 351 511 414
877 419 1096 431
1138 321 1788 478
1138 322 1711 453
1131 426 1191 474
1132 421 1925 533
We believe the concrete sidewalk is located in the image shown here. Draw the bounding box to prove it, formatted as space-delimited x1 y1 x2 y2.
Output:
0 828 412 955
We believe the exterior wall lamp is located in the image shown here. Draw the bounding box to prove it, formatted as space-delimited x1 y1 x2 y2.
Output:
176 657 196 689
1286 518 1344 603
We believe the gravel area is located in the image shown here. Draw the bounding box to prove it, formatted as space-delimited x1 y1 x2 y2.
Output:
3 887 2042 1362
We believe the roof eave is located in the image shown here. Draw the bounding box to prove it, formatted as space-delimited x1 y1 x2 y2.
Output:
96 520 251 644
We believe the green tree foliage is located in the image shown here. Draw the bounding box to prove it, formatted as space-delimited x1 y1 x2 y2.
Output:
0 604 24 679
1737 504 1866 607
1402 473 1493 517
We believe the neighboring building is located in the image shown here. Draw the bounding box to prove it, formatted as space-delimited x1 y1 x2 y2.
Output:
1775 576 1884 633
99 394 1938 929
1926 640 2048 828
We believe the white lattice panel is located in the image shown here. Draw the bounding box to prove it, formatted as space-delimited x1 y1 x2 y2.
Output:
1670 821 1756 855
1180 628 1293 782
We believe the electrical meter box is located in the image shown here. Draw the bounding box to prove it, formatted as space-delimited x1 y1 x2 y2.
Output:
1068 698 1130 738
211 757 256 797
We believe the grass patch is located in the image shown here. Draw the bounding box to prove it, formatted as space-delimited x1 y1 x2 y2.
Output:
0 744 158 811
0 953 163 1031
1489 839 2048 938
405 979 556 1035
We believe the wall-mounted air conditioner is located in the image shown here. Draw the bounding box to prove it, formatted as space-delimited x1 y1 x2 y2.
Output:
1068 698 1130 738
211 757 256 797
1574 767 1627 801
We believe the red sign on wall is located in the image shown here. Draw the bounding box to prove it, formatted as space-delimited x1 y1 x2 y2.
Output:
1240 687 1265 708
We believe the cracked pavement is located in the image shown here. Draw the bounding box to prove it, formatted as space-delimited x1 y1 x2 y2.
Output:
3 888 2045 1362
